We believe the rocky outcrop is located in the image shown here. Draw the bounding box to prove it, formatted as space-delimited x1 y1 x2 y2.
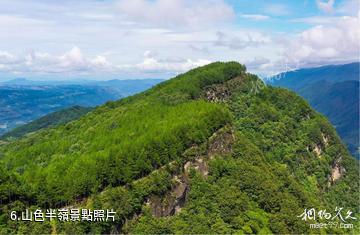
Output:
313 144 322 157
328 157 346 185
183 125 235 177
321 133 329 146
208 126 235 157
331 165 342 182
205 85 230 102
147 126 236 218
147 175 189 217
203 76 245 103
308 132 331 158
184 157 209 177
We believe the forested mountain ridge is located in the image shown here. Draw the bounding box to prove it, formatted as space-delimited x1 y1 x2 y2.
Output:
268 62 359 157
0 62 358 234
298 80 359 157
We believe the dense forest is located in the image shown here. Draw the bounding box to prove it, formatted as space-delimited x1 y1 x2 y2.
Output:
268 62 359 157
0 62 358 234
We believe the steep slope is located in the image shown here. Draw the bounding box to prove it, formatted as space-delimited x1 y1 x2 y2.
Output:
268 63 359 157
299 80 359 157
0 62 358 234
0 106 93 140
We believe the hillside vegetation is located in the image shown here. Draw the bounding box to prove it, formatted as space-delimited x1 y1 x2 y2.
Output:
299 80 359 157
0 62 358 234
0 106 92 140
0 79 162 136
268 62 359 157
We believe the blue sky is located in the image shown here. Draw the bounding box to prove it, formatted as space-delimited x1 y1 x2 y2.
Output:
0 0 358 80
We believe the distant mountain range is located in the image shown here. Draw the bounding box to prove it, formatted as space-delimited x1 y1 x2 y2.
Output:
268 62 359 157
0 105 92 140
0 78 164 97
0 78 163 135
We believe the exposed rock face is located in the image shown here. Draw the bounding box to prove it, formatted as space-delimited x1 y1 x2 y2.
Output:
147 126 236 218
205 86 230 102
184 157 209 177
147 175 189 218
309 133 331 157
203 76 245 103
331 165 342 182
322 133 329 146
208 126 235 158
305 131 345 185
313 144 322 157
328 157 346 185
184 126 235 177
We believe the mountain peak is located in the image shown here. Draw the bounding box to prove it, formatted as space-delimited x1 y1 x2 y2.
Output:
0 62 358 234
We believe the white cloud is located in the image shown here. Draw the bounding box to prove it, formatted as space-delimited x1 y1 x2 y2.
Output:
337 0 359 16
0 47 212 77
316 0 335 13
116 0 234 28
0 47 113 75
241 57 271 70
0 0 357 79
120 50 211 74
284 14 360 67
0 51 18 64
189 44 210 54
214 31 271 50
241 14 270 21
91 56 112 68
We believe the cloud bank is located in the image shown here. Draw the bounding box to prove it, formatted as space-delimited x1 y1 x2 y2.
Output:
0 0 358 79
0 47 112 75
116 0 234 28
284 14 360 67
0 47 211 78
